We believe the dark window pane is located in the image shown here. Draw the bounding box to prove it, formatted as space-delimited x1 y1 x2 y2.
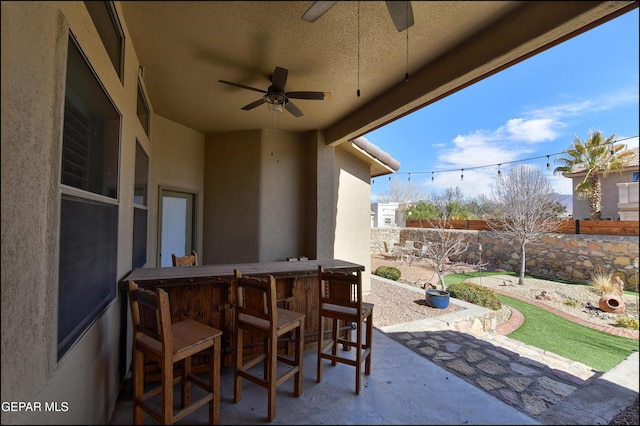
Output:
62 37 120 198
58 195 118 359
133 207 148 268
134 142 148 206
84 1 124 81
137 82 150 136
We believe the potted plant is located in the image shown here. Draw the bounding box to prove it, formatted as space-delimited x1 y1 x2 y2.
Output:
589 266 626 314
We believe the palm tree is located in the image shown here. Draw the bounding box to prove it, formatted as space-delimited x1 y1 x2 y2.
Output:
554 130 634 220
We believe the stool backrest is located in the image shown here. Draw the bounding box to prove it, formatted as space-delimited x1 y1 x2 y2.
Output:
172 250 198 267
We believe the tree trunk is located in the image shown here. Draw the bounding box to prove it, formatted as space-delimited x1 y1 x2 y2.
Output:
588 174 602 220
519 242 526 285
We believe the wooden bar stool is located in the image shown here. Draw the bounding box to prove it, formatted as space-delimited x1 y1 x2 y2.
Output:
232 270 305 422
317 266 373 395
172 250 198 267
127 281 222 425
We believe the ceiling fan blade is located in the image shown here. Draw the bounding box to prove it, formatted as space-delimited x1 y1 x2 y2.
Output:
301 1 338 23
271 66 288 92
284 100 303 118
286 91 331 101
241 98 266 111
218 80 267 94
386 1 414 32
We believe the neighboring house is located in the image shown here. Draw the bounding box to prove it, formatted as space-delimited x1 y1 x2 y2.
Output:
371 202 400 227
565 146 639 220
2 2 634 424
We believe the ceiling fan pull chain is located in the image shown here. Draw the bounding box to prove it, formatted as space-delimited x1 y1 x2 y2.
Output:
405 1 410 82
357 0 361 97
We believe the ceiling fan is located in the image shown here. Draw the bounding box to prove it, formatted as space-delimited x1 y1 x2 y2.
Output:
302 1 414 32
218 66 331 118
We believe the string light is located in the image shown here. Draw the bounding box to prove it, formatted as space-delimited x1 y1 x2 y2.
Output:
408 173 411 182
389 136 637 180
497 164 501 177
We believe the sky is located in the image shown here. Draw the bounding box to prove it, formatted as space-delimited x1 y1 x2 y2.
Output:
366 8 639 202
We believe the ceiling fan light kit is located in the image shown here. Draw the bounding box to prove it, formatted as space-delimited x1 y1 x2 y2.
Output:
218 66 329 118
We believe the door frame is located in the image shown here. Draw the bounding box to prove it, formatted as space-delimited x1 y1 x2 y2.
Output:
157 186 197 267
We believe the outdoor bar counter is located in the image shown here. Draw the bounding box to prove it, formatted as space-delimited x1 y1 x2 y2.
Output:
122 259 365 367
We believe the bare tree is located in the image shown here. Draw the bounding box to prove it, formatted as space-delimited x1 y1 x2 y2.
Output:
489 164 566 285
417 218 470 291
376 176 428 203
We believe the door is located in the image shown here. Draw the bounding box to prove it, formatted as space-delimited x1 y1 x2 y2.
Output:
158 189 195 267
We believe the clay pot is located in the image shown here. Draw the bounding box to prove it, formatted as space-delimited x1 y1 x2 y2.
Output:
598 295 626 314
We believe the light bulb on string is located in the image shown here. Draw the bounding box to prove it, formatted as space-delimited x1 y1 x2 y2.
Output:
431 172 434 182
408 173 411 182
546 155 550 170
497 164 501 177
460 169 464 181
610 144 615 155
388 176 391 181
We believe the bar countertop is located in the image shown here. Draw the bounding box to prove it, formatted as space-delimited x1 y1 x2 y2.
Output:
122 258 365 287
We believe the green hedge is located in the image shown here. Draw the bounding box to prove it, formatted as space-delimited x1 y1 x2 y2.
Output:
374 266 401 281
447 282 501 310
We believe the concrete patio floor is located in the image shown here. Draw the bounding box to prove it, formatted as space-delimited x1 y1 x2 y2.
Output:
109 328 539 425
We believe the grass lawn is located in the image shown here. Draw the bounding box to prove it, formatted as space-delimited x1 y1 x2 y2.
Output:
445 272 640 372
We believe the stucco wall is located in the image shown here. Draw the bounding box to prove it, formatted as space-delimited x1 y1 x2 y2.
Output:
148 115 205 266
371 228 639 288
572 171 637 220
1 2 142 423
335 144 373 292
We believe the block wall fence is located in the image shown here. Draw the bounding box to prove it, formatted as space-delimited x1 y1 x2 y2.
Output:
371 227 640 289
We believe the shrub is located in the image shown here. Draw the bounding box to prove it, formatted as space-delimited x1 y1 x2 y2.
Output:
616 316 639 330
447 282 501 310
563 299 580 308
588 266 622 296
374 266 401 281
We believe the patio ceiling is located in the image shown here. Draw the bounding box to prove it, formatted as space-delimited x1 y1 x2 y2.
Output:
119 1 637 146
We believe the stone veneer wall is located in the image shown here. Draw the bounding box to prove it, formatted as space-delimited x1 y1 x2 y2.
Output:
371 227 639 289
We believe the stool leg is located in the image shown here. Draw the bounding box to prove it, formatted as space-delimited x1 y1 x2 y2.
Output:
210 338 221 425
365 313 372 376
132 349 144 425
267 335 278 422
317 316 324 383
294 323 303 397
234 329 243 403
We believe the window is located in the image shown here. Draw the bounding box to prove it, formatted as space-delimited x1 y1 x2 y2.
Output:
633 172 639 182
132 141 149 268
58 34 121 360
84 1 124 82
137 81 150 136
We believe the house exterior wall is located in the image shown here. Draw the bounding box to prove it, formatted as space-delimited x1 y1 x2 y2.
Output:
572 170 638 220
1 4 377 423
370 202 400 227
1 2 141 423
335 145 373 293
149 115 205 266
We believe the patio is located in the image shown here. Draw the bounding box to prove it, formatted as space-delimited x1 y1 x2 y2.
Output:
108 327 539 425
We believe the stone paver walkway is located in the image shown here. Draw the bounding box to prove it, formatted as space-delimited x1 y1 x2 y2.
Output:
385 294 639 422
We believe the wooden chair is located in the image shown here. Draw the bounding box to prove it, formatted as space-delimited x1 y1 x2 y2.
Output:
317 266 373 395
127 281 222 425
232 270 305 422
381 241 401 260
172 250 198 267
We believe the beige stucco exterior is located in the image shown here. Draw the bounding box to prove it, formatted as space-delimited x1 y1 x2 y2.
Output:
570 169 639 220
1 2 376 423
